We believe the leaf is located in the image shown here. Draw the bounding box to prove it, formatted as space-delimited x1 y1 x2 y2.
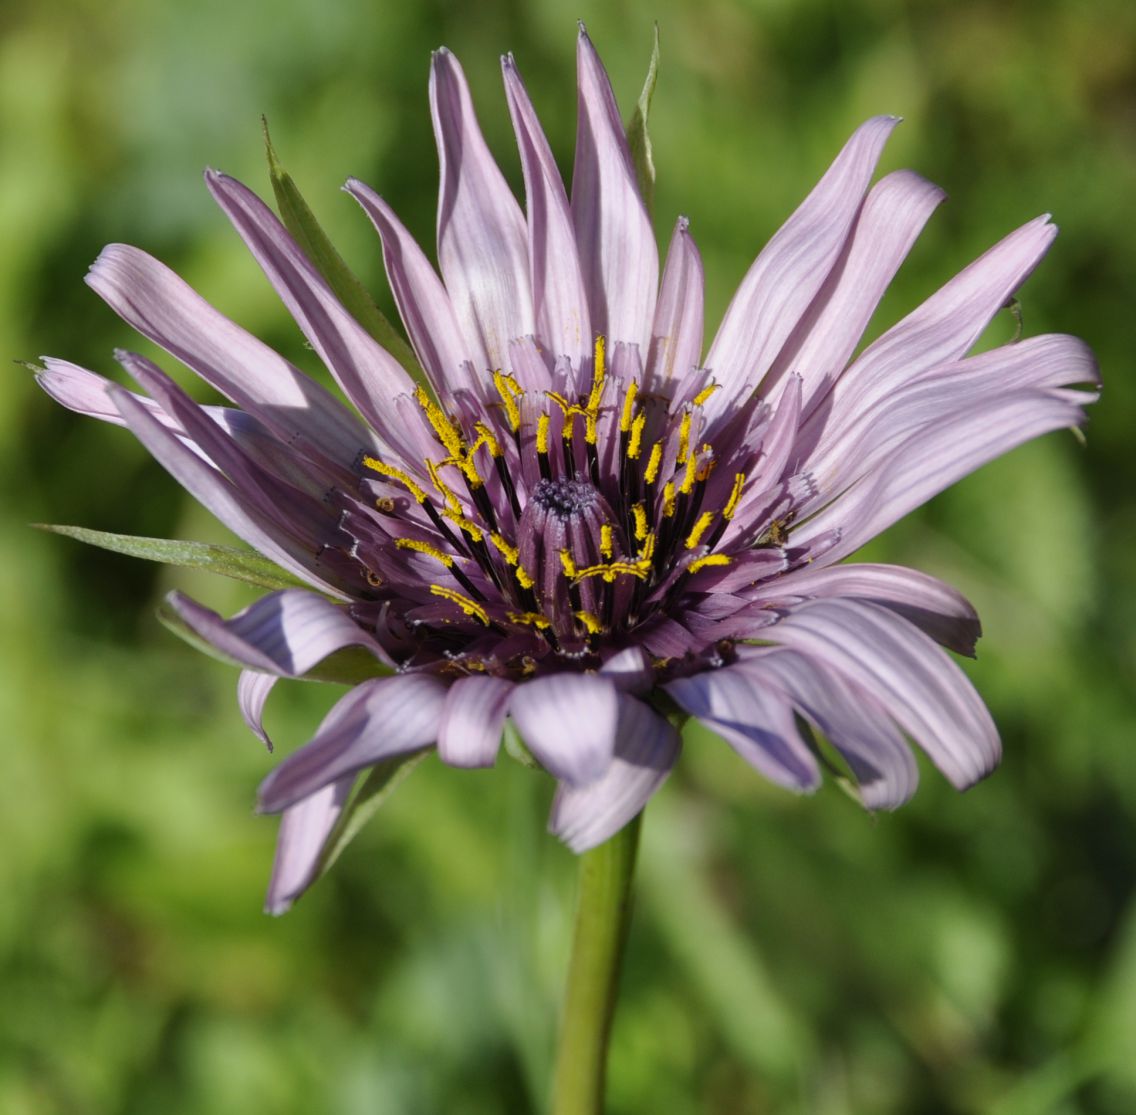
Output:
315 751 428 879
262 118 424 382
625 25 660 218
36 524 308 591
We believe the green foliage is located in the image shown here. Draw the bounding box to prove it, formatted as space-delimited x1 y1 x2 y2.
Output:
3 0 1135 1113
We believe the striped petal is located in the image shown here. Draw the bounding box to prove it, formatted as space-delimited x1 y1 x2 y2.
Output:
437 675 512 768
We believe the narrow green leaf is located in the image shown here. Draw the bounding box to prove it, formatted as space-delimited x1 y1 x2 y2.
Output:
315 751 428 879
36 524 308 591
626 26 660 218
262 118 425 382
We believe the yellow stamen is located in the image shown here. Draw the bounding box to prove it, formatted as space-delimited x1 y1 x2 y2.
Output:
414 386 464 460
688 553 732 574
430 585 490 625
559 549 578 579
692 383 719 407
507 610 551 630
723 472 746 520
574 560 650 583
396 538 454 567
685 511 717 549
662 481 677 518
442 509 484 543
575 610 605 635
488 532 519 565
587 336 606 414
631 503 649 542
600 524 614 559
637 531 656 563
361 456 428 504
677 411 693 464
471 421 503 458
536 412 551 455
679 450 699 495
619 379 639 434
515 566 535 590
493 371 522 432
643 442 663 485
627 413 646 460
425 459 463 513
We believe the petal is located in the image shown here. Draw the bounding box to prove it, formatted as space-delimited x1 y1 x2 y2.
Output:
737 648 918 810
432 49 533 369
109 386 347 597
509 672 618 786
644 217 705 399
264 774 355 915
571 28 659 350
436 675 512 768
238 669 278 751
549 695 680 852
704 117 900 421
86 244 371 475
258 673 447 812
503 53 591 369
345 178 487 405
205 171 421 459
802 214 1058 454
763 598 999 788
765 168 946 409
167 588 392 675
666 667 821 791
770 562 981 656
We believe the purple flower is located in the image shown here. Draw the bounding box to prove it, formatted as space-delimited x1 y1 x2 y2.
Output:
40 30 1098 913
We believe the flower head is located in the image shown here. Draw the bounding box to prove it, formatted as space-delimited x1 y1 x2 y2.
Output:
40 29 1098 912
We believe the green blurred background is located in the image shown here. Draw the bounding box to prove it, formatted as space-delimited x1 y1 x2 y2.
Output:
2 0 1134 1111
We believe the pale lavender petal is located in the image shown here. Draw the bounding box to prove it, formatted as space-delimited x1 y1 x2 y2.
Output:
549 694 680 852
739 648 918 809
503 53 591 368
345 178 487 404
109 386 347 596
666 666 821 791
509 672 618 785
571 28 658 350
168 589 391 676
764 598 999 787
431 49 533 369
801 215 1058 457
265 774 354 915
205 171 421 456
238 669 278 751
765 169 946 408
37 359 137 425
86 244 371 473
644 217 704 398
436 675 512 768
704 117 899 421
795 390 1092 563
771 563 981 656
600 645 653 695
258 673 447 812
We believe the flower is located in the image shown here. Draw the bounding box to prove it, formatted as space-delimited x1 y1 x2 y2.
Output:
40 29 1098 913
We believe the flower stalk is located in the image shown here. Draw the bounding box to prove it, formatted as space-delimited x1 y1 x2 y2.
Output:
551 812 643 1115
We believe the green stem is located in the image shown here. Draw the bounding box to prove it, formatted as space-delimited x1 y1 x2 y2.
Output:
550 813 643 1115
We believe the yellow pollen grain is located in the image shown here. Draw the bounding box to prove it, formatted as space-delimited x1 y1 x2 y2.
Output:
620 380 639 434
430 584 490 625
472 421 502 458
414 386 464 459
685 511 717 549
515 566 535 590
587 336 606 413
677 411 693 464
488 533 519 565
688 553 732 573
361 456 428 504
637 531 656 563
507 610 551 630
643 442 663 485
631 503 649 542
559 549 578 579
626 413 646 460
599 524 614 559
574 560 648 584
492 371 522 432
723 472 746 520
692 383 720 407
574 610 605 635
396 537 454 567
662 481 677 518
426 459 463 513
536 413 551 455
679 451 699 495
442 509 484 543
